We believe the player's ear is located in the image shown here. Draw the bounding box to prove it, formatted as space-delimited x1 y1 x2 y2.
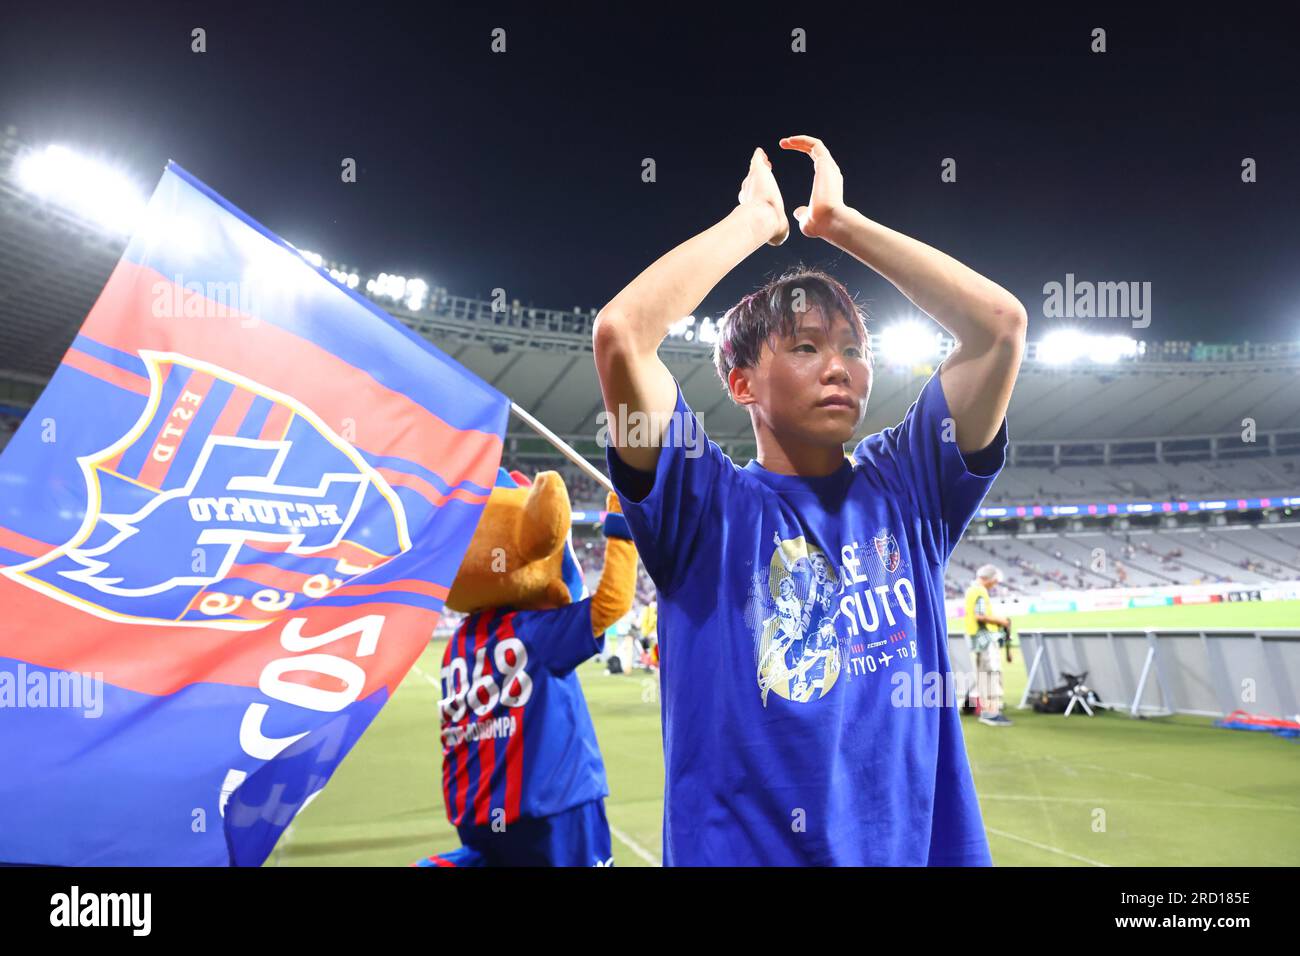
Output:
729 365 756 407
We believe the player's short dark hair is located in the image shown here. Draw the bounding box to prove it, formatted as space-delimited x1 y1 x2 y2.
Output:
713 266 867 391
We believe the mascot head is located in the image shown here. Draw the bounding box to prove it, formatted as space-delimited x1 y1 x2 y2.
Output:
444 468 587 614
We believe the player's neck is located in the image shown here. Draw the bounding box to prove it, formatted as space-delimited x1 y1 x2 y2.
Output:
753 430 846 478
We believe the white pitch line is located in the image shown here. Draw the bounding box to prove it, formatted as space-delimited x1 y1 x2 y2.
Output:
984 826 1110 867
610 823 661 867
1044 754 1300 811
410 663 441 689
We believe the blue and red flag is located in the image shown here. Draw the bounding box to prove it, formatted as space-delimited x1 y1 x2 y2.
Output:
0 163 509 865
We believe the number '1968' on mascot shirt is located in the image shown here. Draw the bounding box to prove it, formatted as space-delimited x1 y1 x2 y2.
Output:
440 602 607 828
606 369 1007 866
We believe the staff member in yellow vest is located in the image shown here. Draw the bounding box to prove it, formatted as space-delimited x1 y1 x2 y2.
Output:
639 600 657 644
965 565 1013 726
639 600 660 669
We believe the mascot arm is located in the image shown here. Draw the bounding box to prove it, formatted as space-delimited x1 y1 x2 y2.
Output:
589 492 640 637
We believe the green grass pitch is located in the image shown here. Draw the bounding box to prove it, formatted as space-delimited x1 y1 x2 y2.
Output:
274 601 1300 867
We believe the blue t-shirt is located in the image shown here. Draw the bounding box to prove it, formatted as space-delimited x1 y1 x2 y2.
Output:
606 369 1006 866
440 602 608 829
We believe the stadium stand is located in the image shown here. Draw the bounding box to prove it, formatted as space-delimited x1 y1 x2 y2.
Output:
947 524 1300 598
2 126 1298 615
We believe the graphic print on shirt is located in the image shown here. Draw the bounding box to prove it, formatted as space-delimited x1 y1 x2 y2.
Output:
751 527 920 707
439 616 533 750
754 532 845 706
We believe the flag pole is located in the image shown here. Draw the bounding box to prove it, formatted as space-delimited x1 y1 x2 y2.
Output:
509 401 615 494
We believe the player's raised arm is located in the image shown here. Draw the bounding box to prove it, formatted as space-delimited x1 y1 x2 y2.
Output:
592 148 789 473
779 135 1027 454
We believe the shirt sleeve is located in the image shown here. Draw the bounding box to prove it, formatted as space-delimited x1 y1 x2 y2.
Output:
853 368 1007 559
603 381 731 596
528 599 601 676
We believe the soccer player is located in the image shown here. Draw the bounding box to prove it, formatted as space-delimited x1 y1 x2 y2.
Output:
591 136 1026 865
965 564 1014 726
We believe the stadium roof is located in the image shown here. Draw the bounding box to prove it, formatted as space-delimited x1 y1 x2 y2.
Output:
3 129 1299 452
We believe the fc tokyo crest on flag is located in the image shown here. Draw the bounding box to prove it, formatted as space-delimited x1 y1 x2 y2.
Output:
0 161 510 866
4 352 409 627
873 528 901 574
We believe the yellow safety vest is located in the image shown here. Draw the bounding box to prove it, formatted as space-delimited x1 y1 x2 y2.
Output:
964 582 990 636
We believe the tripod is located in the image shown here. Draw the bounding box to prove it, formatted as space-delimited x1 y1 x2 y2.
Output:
1060 670 1097 718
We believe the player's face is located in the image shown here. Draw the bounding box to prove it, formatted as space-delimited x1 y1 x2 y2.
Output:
747 307 872 446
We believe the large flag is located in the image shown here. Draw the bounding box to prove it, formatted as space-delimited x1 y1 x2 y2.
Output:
0 163 509 865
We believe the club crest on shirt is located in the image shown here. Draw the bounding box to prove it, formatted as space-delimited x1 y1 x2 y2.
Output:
754 533 845 706
872 529 901 574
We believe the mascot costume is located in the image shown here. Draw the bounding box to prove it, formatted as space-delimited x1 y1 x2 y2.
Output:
415 468 637 866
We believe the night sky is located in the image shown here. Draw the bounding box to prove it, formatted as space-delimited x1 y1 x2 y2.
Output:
2 5 1297 343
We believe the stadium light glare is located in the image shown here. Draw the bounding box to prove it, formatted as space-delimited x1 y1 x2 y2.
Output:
877 319 941 365
404 277 428 311
134 204 206 259
370 272 396 300
17 144 148 234
1087 334 1138 364
667 315 694 338
362 271 424 304
1039 328 1087 365
697 316 719 345
1039 330 1138 365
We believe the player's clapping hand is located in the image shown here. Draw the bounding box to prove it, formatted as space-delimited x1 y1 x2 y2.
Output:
779 134 847 240
737 147 789 246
